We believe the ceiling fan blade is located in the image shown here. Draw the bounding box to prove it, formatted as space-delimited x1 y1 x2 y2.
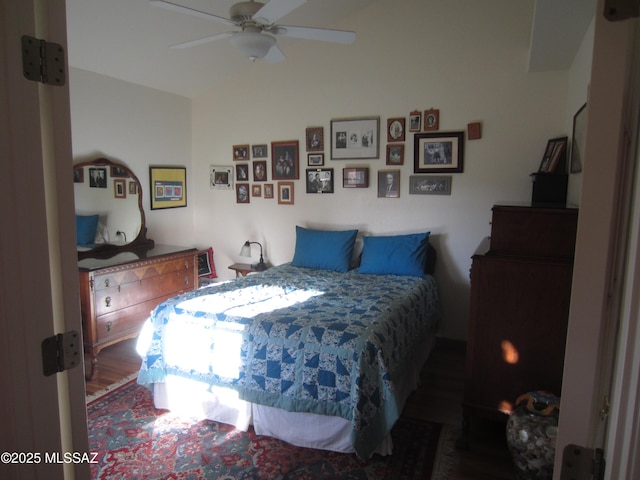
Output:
149 0 237 27
170 32 233 49
273 25 356 44
253 0 307 25
264 45 286 63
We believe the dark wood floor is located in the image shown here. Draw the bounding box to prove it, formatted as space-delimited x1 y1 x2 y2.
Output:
85 337 516 479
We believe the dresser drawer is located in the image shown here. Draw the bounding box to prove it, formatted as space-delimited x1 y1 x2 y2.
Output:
92 256 195 291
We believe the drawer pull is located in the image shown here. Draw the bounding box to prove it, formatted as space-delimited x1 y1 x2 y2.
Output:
105 296 111 308
104 278 110 288
184 275 190 285
106 321 112 332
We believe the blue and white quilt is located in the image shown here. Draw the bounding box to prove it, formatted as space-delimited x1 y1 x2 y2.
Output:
137 263 440 458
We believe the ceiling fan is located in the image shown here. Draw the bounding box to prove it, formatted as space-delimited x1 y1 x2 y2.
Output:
150 0 357 63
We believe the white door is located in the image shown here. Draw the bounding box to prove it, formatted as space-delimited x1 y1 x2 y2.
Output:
0 0 89 479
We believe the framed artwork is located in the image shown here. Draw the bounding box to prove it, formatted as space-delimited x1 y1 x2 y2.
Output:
386 144 404 165
114 179 126 199
236 183 249 203
233 145 249 161
423 109 439 131
235 163 249 182
210 165 233 190
387 117 405 142
253 160 267 181
197 247 217 278
414 131 464 173
330 116 380 160
272 140 299 179
264 183 274 199
306 168 334 193
409 111 422 132
306 126 324 152
571 103 587 173
538 136 568 174
252 184 262 197
252 144 268 158
277 181 294 205
73 168 84 183
378 169 400 198
129 181 137 195
89 167 107 188
342 167 369 188
308 153 324 166
110 165 129 178
409 175 452 195
149 166 187 210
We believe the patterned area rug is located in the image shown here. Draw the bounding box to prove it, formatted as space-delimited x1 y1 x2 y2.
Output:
87 380 455 479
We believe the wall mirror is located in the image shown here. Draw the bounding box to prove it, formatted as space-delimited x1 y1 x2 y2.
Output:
74 157 153 259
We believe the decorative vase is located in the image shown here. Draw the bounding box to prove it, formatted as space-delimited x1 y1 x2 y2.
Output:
505 391 560 480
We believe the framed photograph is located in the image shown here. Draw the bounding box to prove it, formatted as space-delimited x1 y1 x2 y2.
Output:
110 165 129 178
306 126 324 152
571 103 587 173
378 169 400 198
236 183 249 203
129 181 137 195
210 165 233 190
386 144 404 165
277 181 294 205
252 144 268 158
308 153 324 166
89 167 107 188
253 160 267 181
330 116 380 160
150 166 187 209
538 136 568 173
343 167 369 188
424 109 440 131
409 175 452 195
252 184 262 197
197 247 216 278
114 179 126 199
235 163 249 182
414 131 464 173
233 145 249 161
272 140 299 179
264 183 274 199
409 111 422 132
387 117 405 142
73 168 84 183
306 168 334 193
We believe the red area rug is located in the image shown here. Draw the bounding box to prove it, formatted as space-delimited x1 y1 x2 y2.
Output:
87 379 454 479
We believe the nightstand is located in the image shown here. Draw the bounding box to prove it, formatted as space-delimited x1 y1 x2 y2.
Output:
228 262 266 277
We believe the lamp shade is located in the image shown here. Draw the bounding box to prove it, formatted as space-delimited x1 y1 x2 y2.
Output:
239 241 252 257
230 31 276 61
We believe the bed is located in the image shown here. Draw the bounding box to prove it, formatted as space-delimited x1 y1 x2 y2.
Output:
136 227 441 459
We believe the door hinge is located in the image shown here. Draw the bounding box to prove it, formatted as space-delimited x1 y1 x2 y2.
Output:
21 35 66 86
41 331 81 376
561 444 605 480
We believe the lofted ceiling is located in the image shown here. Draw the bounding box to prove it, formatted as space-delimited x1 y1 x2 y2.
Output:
65 0 596 99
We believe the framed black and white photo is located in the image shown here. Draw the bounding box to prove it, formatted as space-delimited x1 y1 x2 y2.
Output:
386 144 404 165
343 167 369 188
235 163 249 182
377 169 400 198
307 153 324 166
330 116 380 160
253 160 267 181
414 131 464 173
387 117 405 142
272 140 299 180
277 181 294 205
89 167 107 188
252 144 268 158
306 168 334 193
409 175 452 195
409 111 422 132
210 165 233 190
236 183 249 203
306 127 324 152
233 145 249 161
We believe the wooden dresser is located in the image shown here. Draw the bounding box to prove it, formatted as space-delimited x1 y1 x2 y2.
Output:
460 205 578 447
78 245 197 380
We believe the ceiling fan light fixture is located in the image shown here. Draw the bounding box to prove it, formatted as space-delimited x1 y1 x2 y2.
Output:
230 31 276 61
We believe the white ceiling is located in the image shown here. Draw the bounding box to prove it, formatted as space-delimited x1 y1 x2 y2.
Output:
65 0 596 99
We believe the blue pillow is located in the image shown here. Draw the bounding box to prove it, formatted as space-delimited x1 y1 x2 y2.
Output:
291 226 358 272
358 232 430 277
76 214 99 245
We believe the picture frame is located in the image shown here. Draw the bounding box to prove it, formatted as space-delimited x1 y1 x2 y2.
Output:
74 168 84 183
235 163 249 182
387 117 405 142
210 165 233 190
89 167 107 188
409 175 452 195
409 111 422 132
252 184 262 197
386 144 404 165
114 179 126 199
423 109 440 131
342 167 369 188
307 153 324 166
538 136 568 174
306 168 334 193
264 183 274 199
277 181 294 205
149 166 187 210
197 247 216 279
570 103 587 173
377 169 400 198
252 144 268 158
110 165 129 178
129 181 137 195
233 145 249 161
306 126 324 152
330 116 380 160
253 160 267 181
414 131 464 173
272 140 299 179
236 183 250 203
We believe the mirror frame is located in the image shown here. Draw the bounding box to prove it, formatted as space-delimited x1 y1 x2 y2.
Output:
75 157 154 259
